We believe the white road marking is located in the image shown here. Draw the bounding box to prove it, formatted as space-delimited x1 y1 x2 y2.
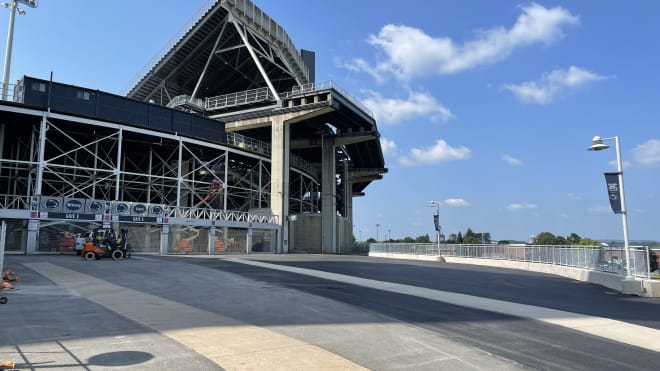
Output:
232 258 660 352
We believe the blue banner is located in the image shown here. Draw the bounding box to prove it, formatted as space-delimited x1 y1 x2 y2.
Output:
604 172 622 214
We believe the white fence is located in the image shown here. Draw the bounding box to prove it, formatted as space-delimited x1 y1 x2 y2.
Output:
370 243 652 279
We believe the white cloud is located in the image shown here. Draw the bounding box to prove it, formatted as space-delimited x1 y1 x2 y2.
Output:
503 66 606 104
362 89 452 124
399 139 471 166
380 137 398 157
502 154 523 166
505 203 537 211
341 58 386 83
567 193 582 200
443 198 470 207
346 3 579 81
631 139 660 166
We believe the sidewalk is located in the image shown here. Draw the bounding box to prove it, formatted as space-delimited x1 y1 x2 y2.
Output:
0 255 367 370
0 255 221 370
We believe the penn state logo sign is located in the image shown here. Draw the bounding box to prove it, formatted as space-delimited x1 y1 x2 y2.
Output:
151 205 163 215
115 202 129 214
88 201 103 212
132 204 146 215
65 199 83 211
44 198 60 209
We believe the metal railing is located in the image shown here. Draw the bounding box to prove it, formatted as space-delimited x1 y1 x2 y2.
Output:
283 81 374 119
290 154 319 181
225 131 272 156
0 83 17 102
370 243 652 279
166 95 205 110
206 86 274 111
166 205 278 224
224 132 318 180
0 194 31 210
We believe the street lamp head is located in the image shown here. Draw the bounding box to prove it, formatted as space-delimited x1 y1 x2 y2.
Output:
17 8 25 15
588 136 610 151
1 3 8 8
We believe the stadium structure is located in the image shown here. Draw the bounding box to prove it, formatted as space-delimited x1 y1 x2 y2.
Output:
0 0 386 255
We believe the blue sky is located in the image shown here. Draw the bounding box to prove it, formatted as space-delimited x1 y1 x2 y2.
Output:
3 1 659 242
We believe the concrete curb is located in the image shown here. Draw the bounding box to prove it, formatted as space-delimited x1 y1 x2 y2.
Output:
368 252 660 297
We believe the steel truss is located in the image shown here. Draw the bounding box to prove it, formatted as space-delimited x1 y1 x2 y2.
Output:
289 169 319 214
144 4 303 109
0 109 318 220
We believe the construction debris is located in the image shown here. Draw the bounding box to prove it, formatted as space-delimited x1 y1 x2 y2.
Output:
0 360 15 369
2 269 20 282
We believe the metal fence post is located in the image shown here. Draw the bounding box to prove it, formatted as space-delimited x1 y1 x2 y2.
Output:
647 246 651 279
0 220 6 276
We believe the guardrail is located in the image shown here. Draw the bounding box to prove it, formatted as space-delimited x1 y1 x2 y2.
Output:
166 95 205 110
0 84 17 102
224 132 318 180
0 194 30 210
206 86 274 111
370 243 652 279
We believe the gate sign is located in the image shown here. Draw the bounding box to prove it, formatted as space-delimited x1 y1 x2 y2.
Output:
604 172 623 214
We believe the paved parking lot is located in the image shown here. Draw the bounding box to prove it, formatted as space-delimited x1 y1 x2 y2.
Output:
1 254 658 370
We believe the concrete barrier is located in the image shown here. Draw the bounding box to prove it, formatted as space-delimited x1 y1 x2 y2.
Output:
369 252 659 297
369 252 445 262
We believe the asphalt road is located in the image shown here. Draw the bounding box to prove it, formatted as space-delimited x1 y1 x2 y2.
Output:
2 254 659 370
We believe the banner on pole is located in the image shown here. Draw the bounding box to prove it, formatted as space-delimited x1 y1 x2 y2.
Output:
433 214 440 231
604 172 623 214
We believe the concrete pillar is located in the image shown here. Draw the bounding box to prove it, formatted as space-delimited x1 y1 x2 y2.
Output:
342 160 352 254
209 227 216 255
26 219 39 254
247 228 253 254
144 224 152 253
161 224 170 256
270 117 290 253
321 135 336 254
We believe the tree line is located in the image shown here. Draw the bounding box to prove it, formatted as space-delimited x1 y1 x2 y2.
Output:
355 229 602 247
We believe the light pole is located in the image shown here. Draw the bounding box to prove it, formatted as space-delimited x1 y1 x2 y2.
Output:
1 0 37 100
376 223 380 242
429 201 441 252
588 135 632 280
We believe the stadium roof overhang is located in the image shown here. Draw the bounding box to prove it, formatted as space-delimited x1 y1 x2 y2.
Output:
124 0 385 195
125 0 311 105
